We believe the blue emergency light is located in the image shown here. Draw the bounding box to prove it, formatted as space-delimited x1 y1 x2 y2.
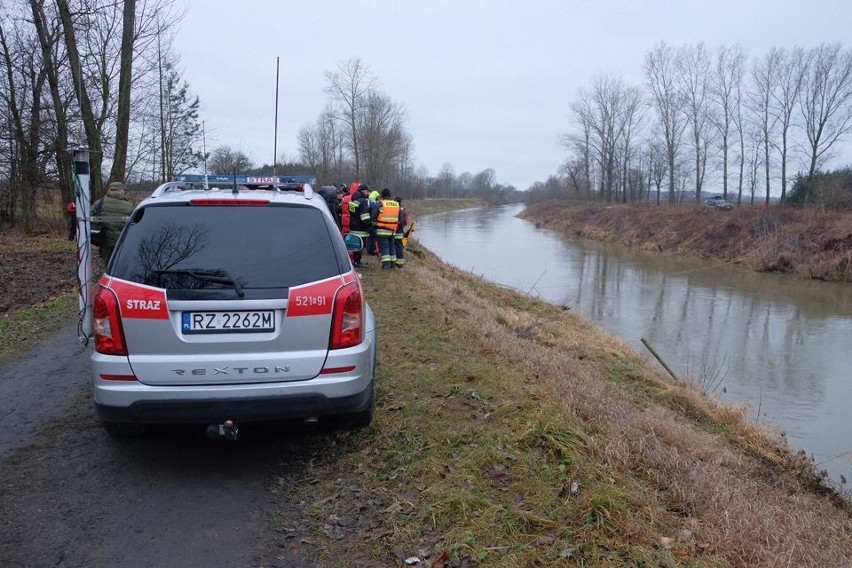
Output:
175 173 317 185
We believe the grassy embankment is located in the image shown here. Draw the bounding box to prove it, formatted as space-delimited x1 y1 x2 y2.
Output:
272 199 852 566
520 201 852 282
3 200 851 566
0 232 78 363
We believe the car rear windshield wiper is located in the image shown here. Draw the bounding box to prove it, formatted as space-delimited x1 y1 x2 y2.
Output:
151 268 245 298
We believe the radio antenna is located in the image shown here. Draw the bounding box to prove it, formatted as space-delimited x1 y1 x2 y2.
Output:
273 56 280 178
202 120 209 189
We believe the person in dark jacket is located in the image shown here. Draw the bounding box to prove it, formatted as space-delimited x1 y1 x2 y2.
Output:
96 181 134 264
318 185 342 228
393 196 409 268
348 184 373 268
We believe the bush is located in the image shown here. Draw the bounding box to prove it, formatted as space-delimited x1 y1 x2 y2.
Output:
787 168 852 209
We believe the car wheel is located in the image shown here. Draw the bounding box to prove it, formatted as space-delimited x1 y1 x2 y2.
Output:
102 421 148 437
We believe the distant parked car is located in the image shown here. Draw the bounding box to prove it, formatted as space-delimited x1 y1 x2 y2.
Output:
704 196 733 209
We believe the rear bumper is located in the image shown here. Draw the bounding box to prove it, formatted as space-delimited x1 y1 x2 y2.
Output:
93 320 377 425
95 381 373 424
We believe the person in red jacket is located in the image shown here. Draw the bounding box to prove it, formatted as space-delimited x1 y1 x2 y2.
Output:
340 184 354 236
65 201 76 241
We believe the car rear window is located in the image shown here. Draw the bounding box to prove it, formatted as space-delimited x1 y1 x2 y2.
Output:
109 204 346 294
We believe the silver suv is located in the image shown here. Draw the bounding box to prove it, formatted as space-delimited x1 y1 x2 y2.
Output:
90 181 376 436
703 195 733 209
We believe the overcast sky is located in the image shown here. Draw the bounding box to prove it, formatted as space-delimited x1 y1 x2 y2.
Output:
173 0 852 190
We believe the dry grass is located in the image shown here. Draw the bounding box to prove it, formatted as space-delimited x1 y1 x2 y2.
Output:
278 245 852 567
5 212 850 565
521 202 852 282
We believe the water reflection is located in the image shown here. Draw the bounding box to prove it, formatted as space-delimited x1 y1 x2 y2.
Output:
417 204 852 485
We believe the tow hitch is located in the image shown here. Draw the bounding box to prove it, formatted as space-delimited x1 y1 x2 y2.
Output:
206 419 239 441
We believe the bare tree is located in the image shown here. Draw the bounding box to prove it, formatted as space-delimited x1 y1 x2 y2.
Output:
54 0 181 197
55 0 107 198
645 42 686 204
771 46 807 202
107 0 135 184
619 84 644 203
712 44 746 201
0 11 47 230
800 43 852 181
208 145 252 174
298 107 346 182
559 156 590 196
28 0 75 209
433 162 456 197
324 58 374 181
647 139 668 205
357 89 407 187
678 43 715 201
568 76 642 203
749 49 781 204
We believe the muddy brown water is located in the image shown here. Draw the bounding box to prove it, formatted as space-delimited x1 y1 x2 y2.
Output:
417 204 852 487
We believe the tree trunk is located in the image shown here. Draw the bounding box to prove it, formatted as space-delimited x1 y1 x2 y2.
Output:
55 0 104 200
29 0 72 212
763 132 771 204
108 0 136 184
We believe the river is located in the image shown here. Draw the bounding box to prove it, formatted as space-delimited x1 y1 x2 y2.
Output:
416 203 852 487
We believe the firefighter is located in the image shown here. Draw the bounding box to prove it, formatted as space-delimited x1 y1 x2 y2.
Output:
340 184 354 236
375 189 400 269
366 190 381 256
348 184 373 268
393 196 409 268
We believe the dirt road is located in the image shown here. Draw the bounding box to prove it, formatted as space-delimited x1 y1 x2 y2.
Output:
0 323 321 567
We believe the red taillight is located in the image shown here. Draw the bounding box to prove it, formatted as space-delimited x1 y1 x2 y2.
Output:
320 365 356 375
94 286 128 356
99 374 137 381
329 282 364 349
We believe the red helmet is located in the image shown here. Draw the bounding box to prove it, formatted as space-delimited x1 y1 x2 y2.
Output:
66 202 76 214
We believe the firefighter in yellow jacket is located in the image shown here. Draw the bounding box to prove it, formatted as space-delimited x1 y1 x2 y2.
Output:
375 188 400 269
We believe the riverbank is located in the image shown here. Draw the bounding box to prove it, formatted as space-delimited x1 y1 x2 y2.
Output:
2 208 851 565
283 243 851 566
520 201 852 282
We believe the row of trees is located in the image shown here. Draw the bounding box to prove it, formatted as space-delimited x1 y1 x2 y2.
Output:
296 57 517 202
1 1 518 233
557 42 852 206
0 0 203 230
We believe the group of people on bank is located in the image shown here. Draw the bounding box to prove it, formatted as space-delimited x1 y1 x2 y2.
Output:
319 182 411 270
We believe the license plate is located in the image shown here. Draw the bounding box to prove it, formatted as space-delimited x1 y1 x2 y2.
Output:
182 311 274 334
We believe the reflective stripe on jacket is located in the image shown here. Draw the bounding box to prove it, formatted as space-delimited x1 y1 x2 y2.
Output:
348 195 372 233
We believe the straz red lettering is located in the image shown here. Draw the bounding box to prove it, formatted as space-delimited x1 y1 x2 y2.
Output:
126 299 161 311
109 278 169 320
286 278 342 317
247 176 275 183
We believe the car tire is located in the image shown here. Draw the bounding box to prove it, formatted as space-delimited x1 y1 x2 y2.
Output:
102 421 148 437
